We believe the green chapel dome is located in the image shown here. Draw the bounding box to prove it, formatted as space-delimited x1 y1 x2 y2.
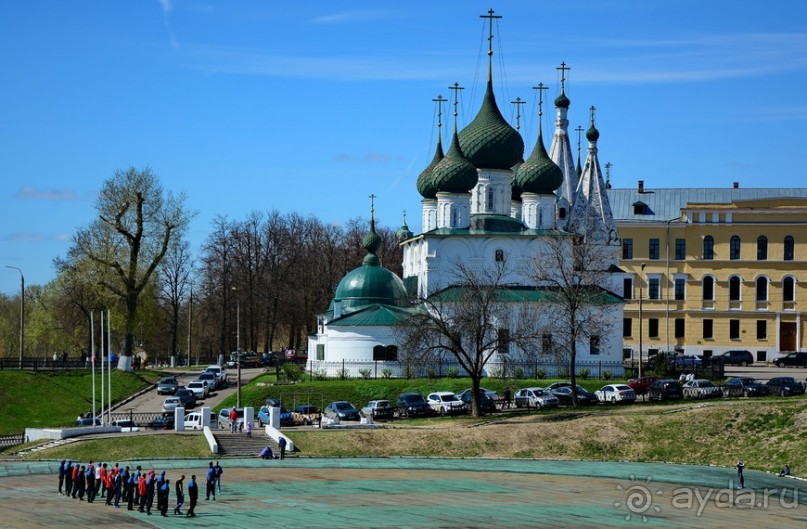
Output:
417 137 443 199
510 159 524 200
515 129 563 195
554 90 570 109
431 129 478 194
458 79 524 170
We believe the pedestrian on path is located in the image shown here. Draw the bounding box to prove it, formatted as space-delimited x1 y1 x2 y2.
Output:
159 479 170 517
214 461 223 495
205 462 216 500
279 436 287 460
187 475 198 517
736 461 746 489
58 460 66 495
174 475 185 515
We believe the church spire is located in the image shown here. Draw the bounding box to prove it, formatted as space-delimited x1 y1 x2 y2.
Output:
362 194 383 265
549 61 577 212
417 95 447 200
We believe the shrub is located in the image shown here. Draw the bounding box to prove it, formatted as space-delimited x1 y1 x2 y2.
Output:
282 363 302 382
535 368 547 379
578 368 590 380
601 370 612 381
426 367 438 379
381 368 392 379
358 368 371 380
315 370 327 381
338 368 349 380
557 367 569 379
447 367 459 378
514 367 524 379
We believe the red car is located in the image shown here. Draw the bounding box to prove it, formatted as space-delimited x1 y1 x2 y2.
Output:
627 376 658 395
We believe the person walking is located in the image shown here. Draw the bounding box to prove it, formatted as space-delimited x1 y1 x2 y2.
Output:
137 473 148 513
205 462 216 500
214 461 223 495
173 475 185 515
159 479 170 517
737 460 746 489
58 460 66 495
229 408 238 433
85 464 96 503
187 475 198 517
278 437 287 460
71 464 81 498
245 420 252 438
64 460 74 497
75 465 86 500
503 387 513 409
145 471 156 515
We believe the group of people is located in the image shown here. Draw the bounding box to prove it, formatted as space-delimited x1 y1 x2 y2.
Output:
258 437 287 459
57 459 225 517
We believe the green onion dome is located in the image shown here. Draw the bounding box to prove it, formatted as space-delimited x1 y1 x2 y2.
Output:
514 130 563 194
396 219 413 242
431 129 478 193
554 90 570 109
417 137 443 199
510 159 524 200
332 254 409 314
458 79 524 170
586 123 600 142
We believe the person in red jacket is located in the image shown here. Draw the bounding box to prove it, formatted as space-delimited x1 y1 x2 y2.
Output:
98 463 108 498
137 474 147 512
71 465 81 498
105 469 115 505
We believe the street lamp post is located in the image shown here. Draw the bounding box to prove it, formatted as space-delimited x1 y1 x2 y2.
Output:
6 266 24 368
232 286 241 409
638 263 646 378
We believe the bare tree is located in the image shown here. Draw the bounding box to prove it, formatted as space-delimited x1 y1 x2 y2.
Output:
67 167 192 370
397 260 539 417
528 234 619 406
158 239 194 363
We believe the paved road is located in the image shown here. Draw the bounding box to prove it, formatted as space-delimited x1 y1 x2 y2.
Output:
115 367 268 414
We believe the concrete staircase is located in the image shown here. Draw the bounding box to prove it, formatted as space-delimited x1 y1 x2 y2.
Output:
213 431 283 457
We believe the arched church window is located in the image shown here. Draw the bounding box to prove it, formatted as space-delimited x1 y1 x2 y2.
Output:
486 187 495 210
558 207 566 219
495 249 504 262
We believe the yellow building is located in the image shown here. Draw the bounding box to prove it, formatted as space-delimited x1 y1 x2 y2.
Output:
608 181 807 363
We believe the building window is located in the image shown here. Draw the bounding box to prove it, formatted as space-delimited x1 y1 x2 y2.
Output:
623 277 633 299
702 276 714 301
784 236 795 261
497 328 510 354
542 334 553 355
648 277 660 300
622 238 633 259
757 236 767 260
316 344 325 361
730 235 741 260
729 276 741 301
703 236 714 260
675 238 686 260
757 320 767 340
648 318 659 338
674 277 686 300
623 318 632 337
649 238 660 260
730 319 740 340
783 276 795 302
703 319 713 339
589 336 601 355
756 277 768 301
558 207 566 219
495 249 504 262
486 187 494 210
675 318 685 338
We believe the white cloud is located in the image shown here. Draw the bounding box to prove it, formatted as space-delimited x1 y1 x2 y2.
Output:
15 186 83 201
311 9 404 25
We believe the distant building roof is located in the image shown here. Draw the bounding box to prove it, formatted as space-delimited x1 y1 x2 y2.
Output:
607 187 807 222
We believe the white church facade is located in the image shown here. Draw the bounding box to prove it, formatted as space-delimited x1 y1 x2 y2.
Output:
307 13 625 378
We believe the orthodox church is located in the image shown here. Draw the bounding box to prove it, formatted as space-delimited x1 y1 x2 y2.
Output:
307 12 625 377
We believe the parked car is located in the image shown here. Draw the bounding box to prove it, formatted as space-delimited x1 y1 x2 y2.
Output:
723 377 769 397
627 376 658 396
426 392 467 415
766 377 806 396
257 405 294 427
396 393 433 418
550 385 599 406
323 401 362 421
478 387 499 401
715 350 754 367
156 376 179 395
361 400 395 420
162 396 182 412
514 387 560 409
218 407 245 430
75 416 101 427
204 365 227 386
183 410 217 430
174 388 197 409
258 352 276 367
292 405 321 425
197 372 219 391
682 379 722 399
647 379 683 401
595 384 637 404
456 388 497 413
774 352 807 368
112 419 139 432
146 413 175 430
187 380 209 399
669 355 702 369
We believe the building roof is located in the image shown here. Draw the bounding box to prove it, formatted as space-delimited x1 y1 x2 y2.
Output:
326 304 415 327
607 187 807 222
429 285 624 304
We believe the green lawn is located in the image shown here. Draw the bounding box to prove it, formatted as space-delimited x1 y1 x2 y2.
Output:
0 369 163 434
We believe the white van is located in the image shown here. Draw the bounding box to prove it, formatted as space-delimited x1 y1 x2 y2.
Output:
184 410 216 430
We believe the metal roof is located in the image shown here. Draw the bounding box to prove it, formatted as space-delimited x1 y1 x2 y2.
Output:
607 188 807 222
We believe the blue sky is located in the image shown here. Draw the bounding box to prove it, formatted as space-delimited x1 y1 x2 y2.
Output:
2 0 807 294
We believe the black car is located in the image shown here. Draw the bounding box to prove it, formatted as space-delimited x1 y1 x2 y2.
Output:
774 352 807 368
323 401 361 421
647 379 683 401
396 393 433 418
766 377 805 396
456 388 497 413
715 350 754 367
723 377 769 397
146 413 175 430
174 388 197 409
550 386 599 406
